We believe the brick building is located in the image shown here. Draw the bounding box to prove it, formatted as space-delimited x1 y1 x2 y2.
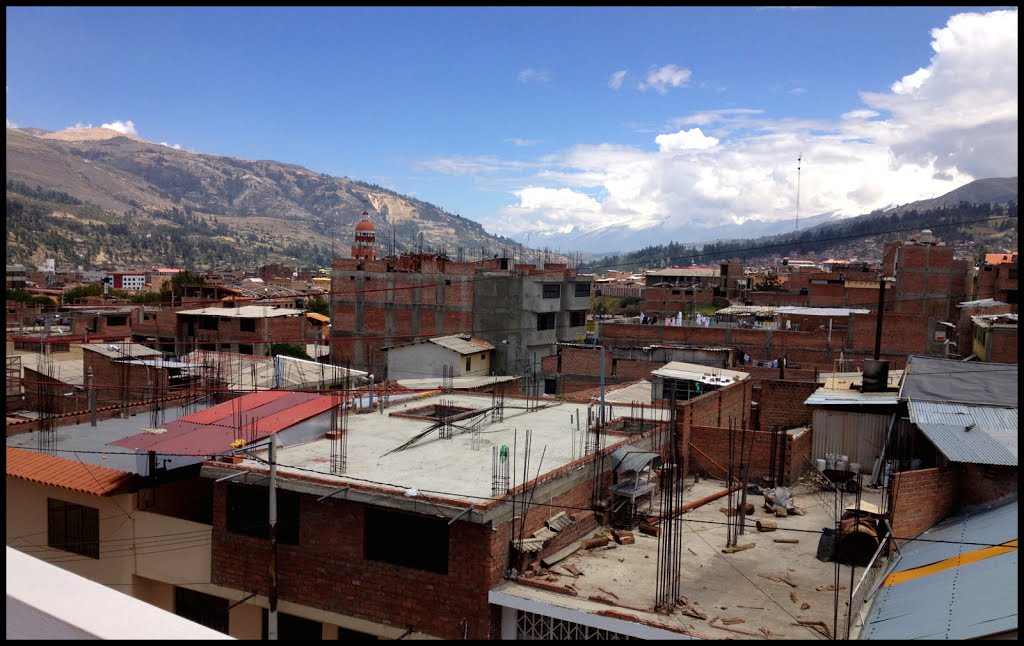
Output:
975 251 1018 304
202 391 677 639
174 305 313 356
881 229 973 320
330 221 591 379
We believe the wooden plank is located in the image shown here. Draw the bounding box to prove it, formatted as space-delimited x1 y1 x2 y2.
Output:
541 541 582 568
722 542 755 554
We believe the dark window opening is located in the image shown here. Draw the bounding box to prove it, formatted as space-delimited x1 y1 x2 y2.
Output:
175 586 229 634
574 283 590 298
544 378 557 395
537 312 556 331
465 357 471 371
226 484 300 544
365 507 449 574
47 498 99 559
262 609 322 640
542 284 560 299
198 317 218 331
106 315 128 327
569 310 587 327
238 344 254 355
240 318 256 332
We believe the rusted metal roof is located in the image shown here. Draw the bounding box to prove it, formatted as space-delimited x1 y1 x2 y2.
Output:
110 391 336 457
6 447 134 496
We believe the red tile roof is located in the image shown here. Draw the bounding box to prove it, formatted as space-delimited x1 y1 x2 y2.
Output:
5 447 135 496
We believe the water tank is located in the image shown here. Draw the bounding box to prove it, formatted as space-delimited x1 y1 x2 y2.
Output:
862 359 890 392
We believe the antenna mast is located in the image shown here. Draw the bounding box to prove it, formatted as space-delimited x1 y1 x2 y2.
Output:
796 153 802 232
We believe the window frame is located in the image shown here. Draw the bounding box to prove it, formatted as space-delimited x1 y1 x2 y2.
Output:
47 498 100 559
542 283 561 299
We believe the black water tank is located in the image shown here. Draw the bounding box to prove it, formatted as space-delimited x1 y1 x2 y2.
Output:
862 359 890 392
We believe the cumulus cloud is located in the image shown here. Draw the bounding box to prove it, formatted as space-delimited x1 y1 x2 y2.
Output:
655 128 719 152
608 70 627 90
638 64 692 94
859 8 1018 179
159 141 183 150
99 120 138 136
517 68 552 85
427 10 1016 243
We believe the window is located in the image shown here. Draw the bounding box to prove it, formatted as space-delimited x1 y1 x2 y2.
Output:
238 344 254 355
365 507 448 574
574 283 590 298
465 357 471 371
47 498 99 559
569 310 587 328
198 317 218 331
240 318 256 332
106 316 128 327
542 284 560 299
262 609 322 640
536 312 556 331
175 587 228 634
544 378 557 394
226 484 300 545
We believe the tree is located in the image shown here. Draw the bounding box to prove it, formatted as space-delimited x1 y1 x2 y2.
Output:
752 271 784 292
305 295 330 317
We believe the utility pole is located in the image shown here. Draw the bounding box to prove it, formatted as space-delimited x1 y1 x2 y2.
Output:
268 435 278 640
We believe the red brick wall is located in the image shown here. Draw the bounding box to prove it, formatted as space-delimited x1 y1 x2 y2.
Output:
83 349 171 405
688 425 810 485
888 467 959 545
209 431 670 639
988 327 1019 363
960 464 1018 508
757 380 817 432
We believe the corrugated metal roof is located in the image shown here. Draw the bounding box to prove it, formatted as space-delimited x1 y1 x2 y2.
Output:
957 298 1009 308
775 306 871 317
18 356 85 387
176 305 303 318
805 389 899 407
900 355 1017 407
6 447 134 496
110 391 334 456
862 501 1018 640
651 361 749 385
397 375 520 390
646 267 718 278
602 380 654 405
610 445 661 474
909 401 1017 466
429 335 495 355
82 343 164 359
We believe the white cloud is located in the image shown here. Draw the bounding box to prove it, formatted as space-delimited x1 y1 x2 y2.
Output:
655 128 719 152
788 87 807 95
860 8 1018 178
430 10 1016 243
637 64 692 94
159 141 183 150
517 68 552 85
608 70 627 90
841 109 880 120
99 120 138 136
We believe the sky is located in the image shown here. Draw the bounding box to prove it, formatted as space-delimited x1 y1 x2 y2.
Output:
5 6 1019 251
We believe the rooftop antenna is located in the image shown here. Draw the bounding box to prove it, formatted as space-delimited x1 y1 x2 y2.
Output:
796 153 802 232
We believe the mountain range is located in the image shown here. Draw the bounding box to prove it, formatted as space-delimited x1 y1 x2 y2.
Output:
4 125 1019 270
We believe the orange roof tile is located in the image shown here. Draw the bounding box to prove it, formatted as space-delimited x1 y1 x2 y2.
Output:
5 447 135 496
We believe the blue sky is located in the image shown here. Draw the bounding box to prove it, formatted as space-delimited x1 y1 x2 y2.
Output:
6 6 1018 250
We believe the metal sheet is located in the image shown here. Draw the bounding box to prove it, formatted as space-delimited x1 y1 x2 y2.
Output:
811 410 888 472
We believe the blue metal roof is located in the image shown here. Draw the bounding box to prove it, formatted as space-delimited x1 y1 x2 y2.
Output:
909 401 1018 466
861 502 1018 640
